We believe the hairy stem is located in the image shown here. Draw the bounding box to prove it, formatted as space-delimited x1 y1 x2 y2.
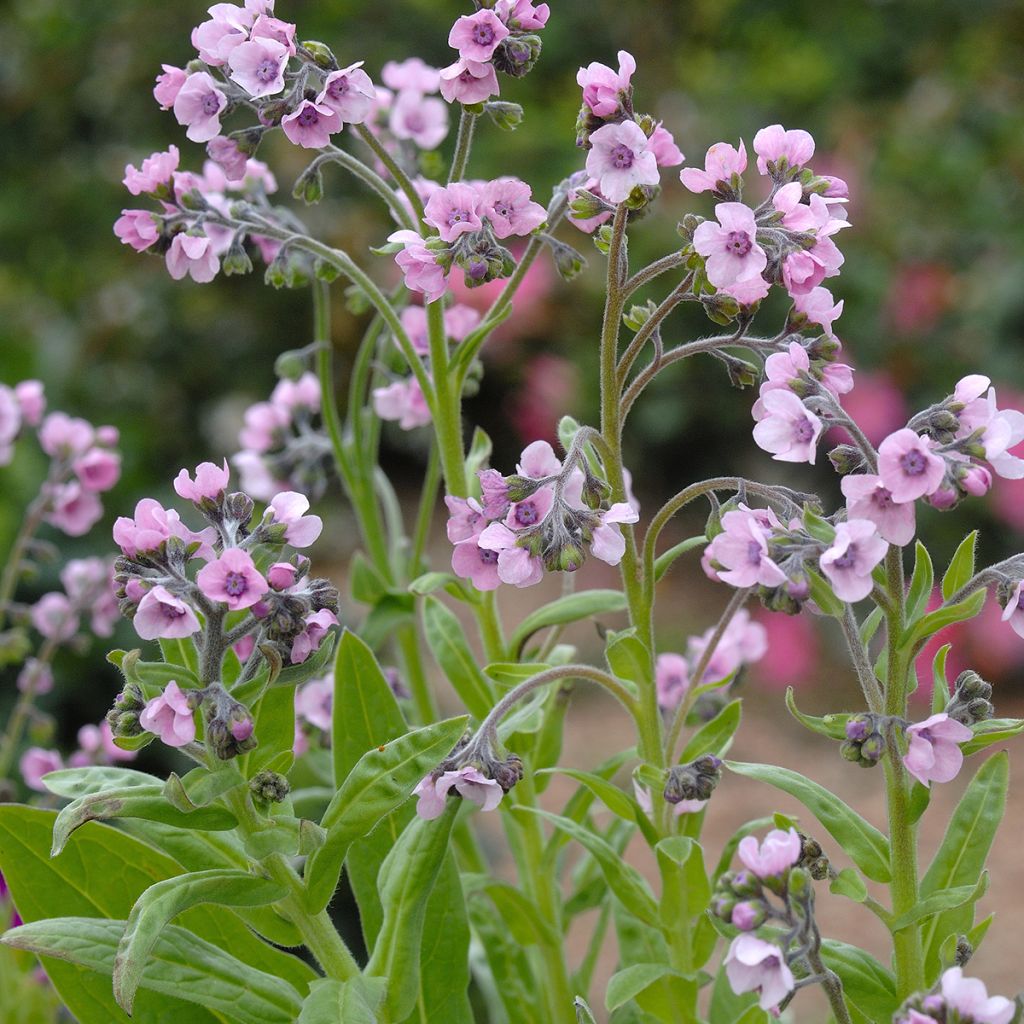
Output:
447 109 478 183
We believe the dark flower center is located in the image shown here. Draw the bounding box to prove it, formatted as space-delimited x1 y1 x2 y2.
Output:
900 449 927 476
834 547 857 570
224 572 248 597
328 77 349 99
747 540 763 565
514 501 539 527
794 417 816 442
479 548 499 565
610 144 634 169
255 58 278 82
726 230 752 256
201 92 222 116
447 208 472 226
297 106 319 127
472 24 495 45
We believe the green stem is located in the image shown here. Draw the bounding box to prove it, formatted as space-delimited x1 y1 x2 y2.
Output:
476 591 506 663
0 635 58 783
409 441 441 577
0 492 49 632
320 146 416 232
396 622 437 725
447 110 478 184
354 124 426 227
427 300 468 496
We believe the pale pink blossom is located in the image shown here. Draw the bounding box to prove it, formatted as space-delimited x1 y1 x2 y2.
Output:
72 448 121 492
439 59 500 104
478 469 511 519
1000 581 1024 639
0 387 20 464
45 482 103 537
477 522 544 587
197 548 269 610
585 120 659 204
140 681 196 748
17 659 53 696
504 485 554 532
680 140 747 194
705 509 787 589
39 412 93 457
752 389 822 463
445 495 487 543
451 538 503 590
317 62 376 123
267 561 298 590
31 593 78 641
590 502 639 565
240 400 290 452
232 450 282 501
114 497 211 557
389 229 449 302
793 286 843 338
191 4 253 66
271 372 320 413
939 966 1015 1024
689 608 767 683
114 209 160 251
693 202 767 290
20 748 64 792
123 146 180 196
577 50 635 118
725 935 795 1012
282 100 342 148
14 380 45 426
753 124 815 174
424 182 484 241
373 378 432 430
166 232 220 283
133 585 201 640
448 10 509 62
268 491 323 546
290 609 338 663
958 384 1024 479
840 473 915 546
294 676 333 731
389 91 449 149
480 178 546 239
819 519 888 603
517 439 563 478
655 653 689 711
228 36 289 97
878 429 946 502
153 64 187 110
414 766 503 819
174 459 230 502
499 0 550 30
381 58 440 94
738 827 801 878
649 124 684 167
250 13 296 53
903 713 973 787
173 73 228 143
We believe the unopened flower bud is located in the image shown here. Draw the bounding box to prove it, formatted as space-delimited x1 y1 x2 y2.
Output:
729 869 762 899
224 491 255 529
488 754 524 793
570 189 610 221
711 894 738 920
946 670 994 725
484 101 524 132
678 213 703 240
300 39 338 69
229 126 266 157
731 900 766 931
250 770 291 804
701 293 740 327
556 543 586 573
828 444 867 476
859 732 885 764
664 755 722 804
840 740 862 763
845 715 871 742
292 163 324 205
787 866 812 898
548 237 586 281
623 300 658 332
274 348 308 382
221 237 253 276
954 935 973 967
492 34 541 77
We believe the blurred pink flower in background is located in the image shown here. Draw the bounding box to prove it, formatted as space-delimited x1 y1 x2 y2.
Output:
505 354 578 444
751 611 820 689
885 262 954 336
828 369 909 446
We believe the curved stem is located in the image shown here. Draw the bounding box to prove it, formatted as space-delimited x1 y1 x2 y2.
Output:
353 124 425 227
320 146 416 231
840 606 884 713
622 249 689 299
0 491 50 632
447 109 478 183
615 278 691 386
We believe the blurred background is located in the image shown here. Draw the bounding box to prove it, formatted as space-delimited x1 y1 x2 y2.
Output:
2 0 1024 1002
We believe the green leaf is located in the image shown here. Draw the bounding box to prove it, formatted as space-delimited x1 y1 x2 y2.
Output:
783 687 850 740
274 630 338 689
519 807 658 926
365 804 460 1021
906 541 935 621
932 644 953 715
510 590 627 656
51 786 237 856
890 873 988 932
604 628 647 688
920 752 1008 974
961 718 1024 756
942 530 978 600
422 596 493 718
606 964 687 1012
859 606 884 647
819 940 897 1021
653 536 707 582
938 913 993 970
806 567 846 617
465 426 493 481
114 870 287 1013
408 572 473 601
725 762 891 882
2 918 302 1023
802 506 835 543
305 716 467 914
679 699 743 761
159 637 200 676
360 593 415 651
469 877 559 948
575 996 599 1024
900 588 987 653
829 867 868 903
42 766 161 799
298 977 386 1024
485 661 552 687
164 763 244 811
654 837 710 924
350 552 389 605
241 683 296 779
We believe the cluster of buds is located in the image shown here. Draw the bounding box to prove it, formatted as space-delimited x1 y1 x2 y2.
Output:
663 755 722 805
446 438 639 591
840 713 888 768
944 670 995 726
894 966 1017 1024
413 730 523 821
0 379 120 538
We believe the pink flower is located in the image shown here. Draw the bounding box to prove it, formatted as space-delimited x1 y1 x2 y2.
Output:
72 448 121 492
903 713 973 787
196 548 269 610
240 400 289 452
17 659 53 696
133 584 201 640
752 124 815 175
282 100 342 148
680 140 747 194
389 91 449 149
577 50 635 118
414 766 503 820
31 593 77 641
389 230 449 302
477 469 511 519
939 967 1015 1024
504 485 554 533
959 385 1024 480
140 681 196 748
693 202 767 291
295 676 333 731
267 561 298 590
585 120 659 204
318 62 376 123
841 473 915 546
39 411 93 457
590 502 640 565
250 13 296 53
113 497 214 557
373 378 432 430
878 429 946 502
517 439 563 478
14 380 45 426
480 178 546 239
424 182 484 242
793 286 843 338
271 372 320 413
451 538 502 590
114 209 160 251
448 10 509 63
173 72 228 143
445 495 487 543
820 519 888 603
228 36 289 97
174 459 230 502
500 0 550 30
45 482 103 537
649 124 684 167
477 522 544 587
724 935 795 1012
656 653 689 711
290 609 338 664
752 389 823 463
439 59 500 104
705 509 787 589
123 146 180 196
166 232 219 283
738 827 801 878
381 58 440 94
191 4 253 65
268 491 323 547
20 748 64 792
689 608 768 684
154 64 187 110
1000 580 1024 638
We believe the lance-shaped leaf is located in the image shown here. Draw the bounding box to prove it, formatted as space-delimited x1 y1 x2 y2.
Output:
654 535 707 582
510 590 628 656
726 762 891 882
961 718 1024 756
606 964 691 1012
422 596 494 718
42 766 162 799
2 918 303 1024
941 530 977 600
783 688 850 740
163 763 245 811
906 541 935 620
899 588 986 654
51 786 237 856
297 977 386 1024
113 869 288 1013
365 803 460 1022
890 872 988 932
819 940 897 1021
680 698 743 760
304 716 467 914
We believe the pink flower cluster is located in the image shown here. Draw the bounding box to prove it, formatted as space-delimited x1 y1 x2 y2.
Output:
446 440 638 591
31 557 120 644
898 967 1015 1024
19 721 136 793
414 766 503 819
